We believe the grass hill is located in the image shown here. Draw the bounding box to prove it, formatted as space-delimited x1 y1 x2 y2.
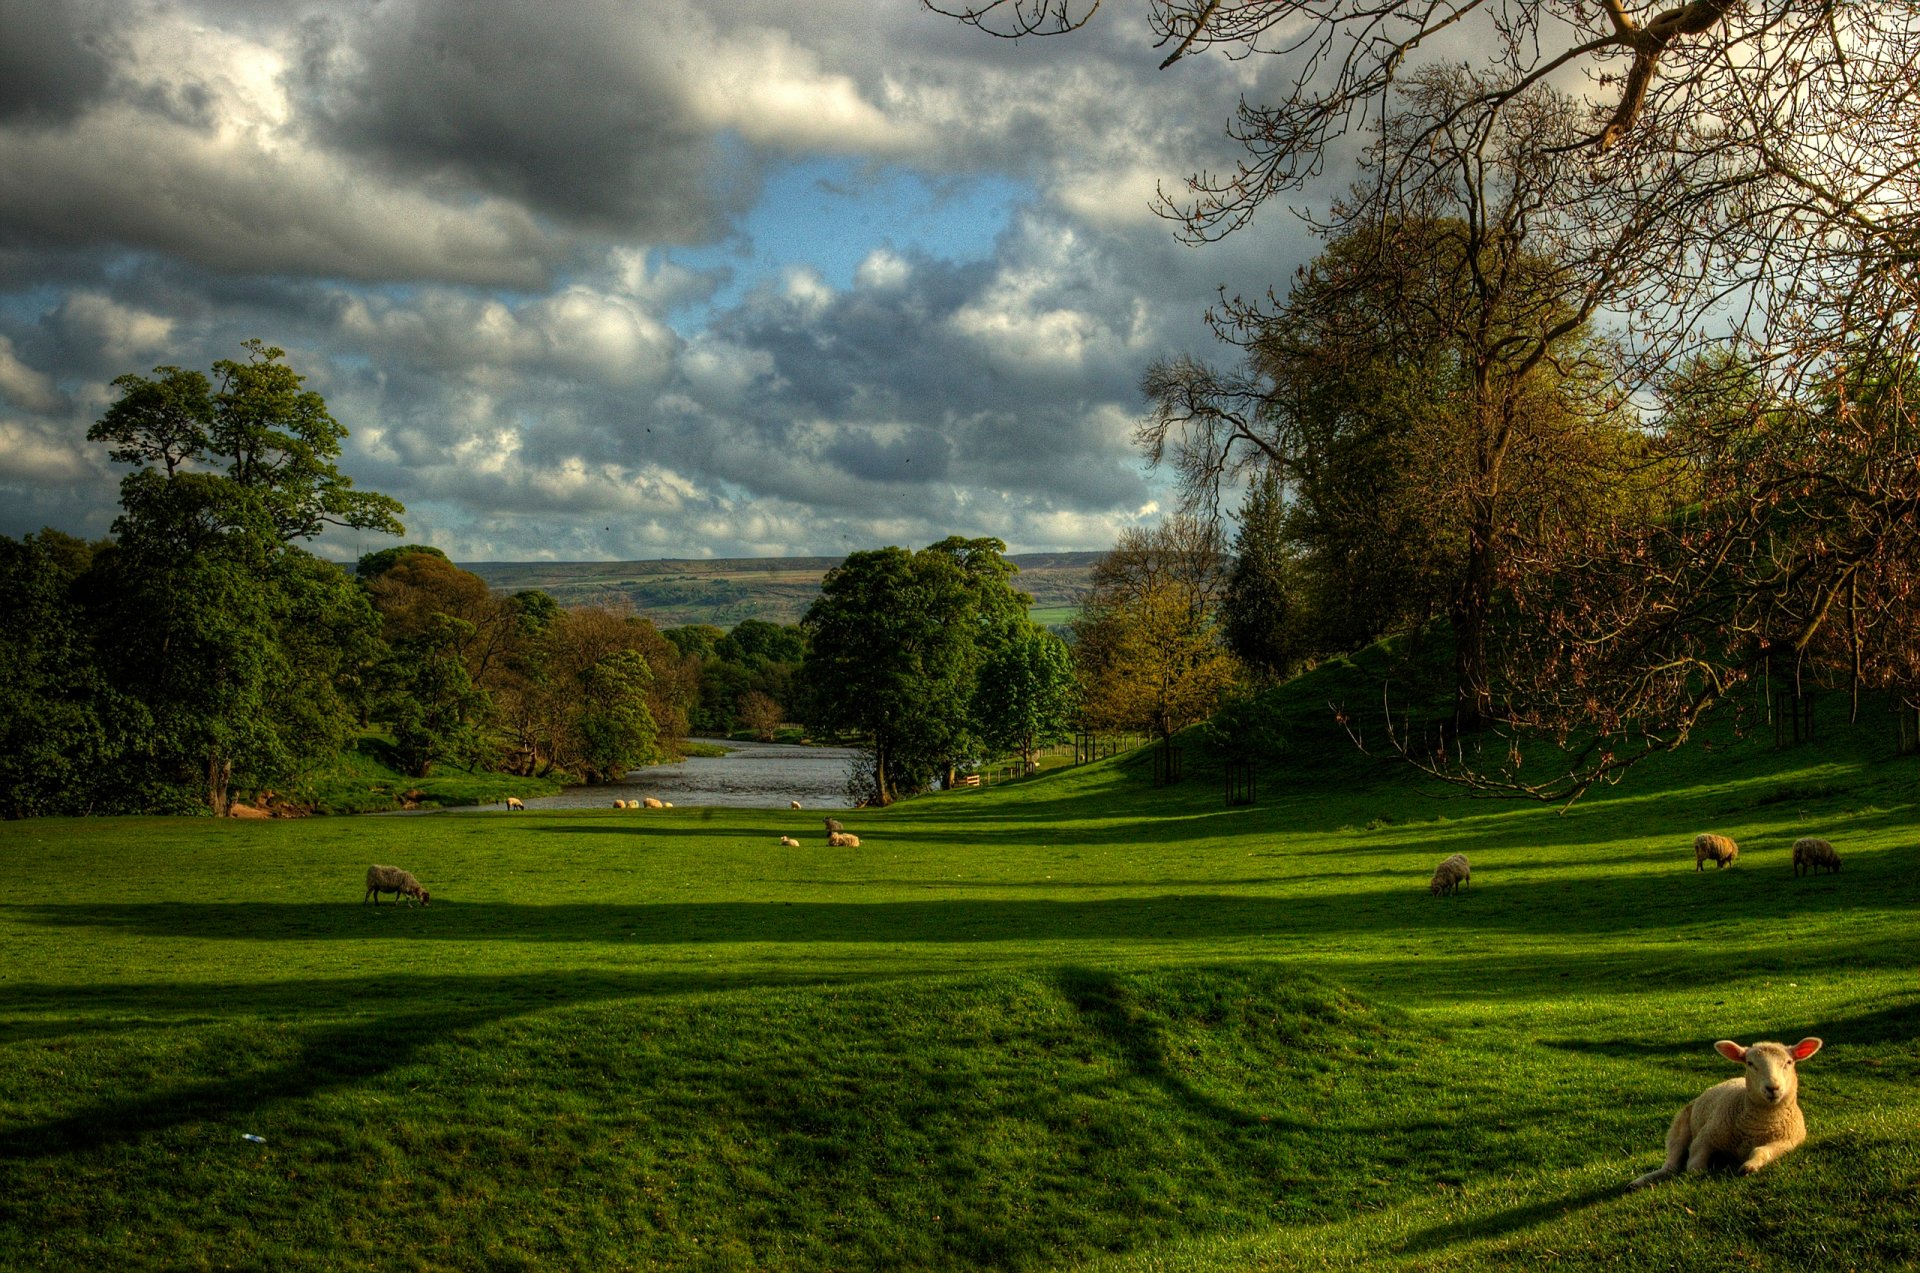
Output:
459 552 1101 628
3 666 1917 1270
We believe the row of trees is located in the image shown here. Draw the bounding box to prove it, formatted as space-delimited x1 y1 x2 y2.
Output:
0 345 690 818
932 1 1920 800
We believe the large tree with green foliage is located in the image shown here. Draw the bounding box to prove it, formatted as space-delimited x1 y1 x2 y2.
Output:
973 627 1077 775
84 342 401 814
801 538 1030 804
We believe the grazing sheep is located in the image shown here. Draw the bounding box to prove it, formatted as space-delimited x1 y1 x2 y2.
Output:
790 800 803 810
778 835 800 847
1628 1037 1824 1188
614 799 628 809
823 817 845 834
828 831 861 848
663 802 673 808
1429 852 1470 897
1694 833 1740 870
505 797 525 811
642 797 664 809
364 864 430 907
1792 836 1841 876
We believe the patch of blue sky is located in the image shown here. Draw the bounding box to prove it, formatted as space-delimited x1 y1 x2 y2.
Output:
662 156 1032 326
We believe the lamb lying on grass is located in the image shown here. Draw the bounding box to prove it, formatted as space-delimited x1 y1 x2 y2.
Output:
1429 853 1470 896
1792 836 1841 876
828 831 860 848
1694 833 1739 870
364 864 430 907
778 836 800 847
1629 1037 1823 1188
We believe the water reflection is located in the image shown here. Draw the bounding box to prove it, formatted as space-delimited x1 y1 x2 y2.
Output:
516 738 860 810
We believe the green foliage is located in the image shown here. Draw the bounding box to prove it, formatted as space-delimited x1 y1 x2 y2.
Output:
355 543 449 581
379 613 492 778
1221 470 1306 680
802 539 1029 802
0 532 116 817
573 649 658 783
974 626 1078 773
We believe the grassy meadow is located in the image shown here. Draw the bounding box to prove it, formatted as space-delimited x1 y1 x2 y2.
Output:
2 696 1917 1270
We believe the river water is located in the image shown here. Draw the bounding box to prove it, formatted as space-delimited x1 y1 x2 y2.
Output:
511 738 860 811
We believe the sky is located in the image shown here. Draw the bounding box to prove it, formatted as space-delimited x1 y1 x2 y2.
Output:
0 0 1335 563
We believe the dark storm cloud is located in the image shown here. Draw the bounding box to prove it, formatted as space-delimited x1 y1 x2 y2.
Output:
0 0 114 125
293 0 756 240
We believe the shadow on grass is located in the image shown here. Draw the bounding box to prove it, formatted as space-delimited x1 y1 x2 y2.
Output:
0 967 896 1161
1540 994 1920 1055
1396 1182 1623 1256
7 844 1912 947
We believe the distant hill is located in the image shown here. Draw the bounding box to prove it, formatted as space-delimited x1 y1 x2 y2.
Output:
460 552 1102 629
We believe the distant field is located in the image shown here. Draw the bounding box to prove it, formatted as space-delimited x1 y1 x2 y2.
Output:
462 553 1097 628
5 678 1917 1270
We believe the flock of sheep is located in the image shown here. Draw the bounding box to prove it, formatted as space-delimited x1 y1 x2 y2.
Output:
1428 832 1841 900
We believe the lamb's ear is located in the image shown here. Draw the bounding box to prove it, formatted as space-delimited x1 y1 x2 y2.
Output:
1715 1040 1748 1063
1791 1037 1823 1061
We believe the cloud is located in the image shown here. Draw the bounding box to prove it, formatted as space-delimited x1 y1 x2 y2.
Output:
0 0 1341 561
0 336 64 413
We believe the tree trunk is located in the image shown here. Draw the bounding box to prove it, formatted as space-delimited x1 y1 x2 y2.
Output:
207 754 233 817
1451 505 1496 733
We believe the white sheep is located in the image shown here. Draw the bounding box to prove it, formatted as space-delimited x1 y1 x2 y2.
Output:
1694 833 1739 871
778 835 800 847
642 797 665 809
790 800 803 810
505 797 525 811
614 799 629 809
1629 1037 1824 1188
364 864 430 907
1429 852 1470 897
1792 836 1840 876
828 831 861 848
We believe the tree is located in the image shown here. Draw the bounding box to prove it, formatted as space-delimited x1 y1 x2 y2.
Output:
1072 517 1241 742
574 649 658 783
943 1 1920 795
974 627 1077 774
801 539 1029 804
0 531 116 817
1219 470 1305 681
737 689 784 741
1145 74 1650 730
84 341 403 813
380 612 491 778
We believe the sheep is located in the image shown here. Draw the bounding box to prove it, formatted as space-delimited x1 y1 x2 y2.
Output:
1694 833 1740 870
364 864 430 907
823 817 845 834
1792 836 1841 876
828 831 861 848
505 797 525 811
614 799 629 809
1429 852 1470 897
790 800 803 810
1628 1037 1824 1188
642 797 664 809
778 835 800 847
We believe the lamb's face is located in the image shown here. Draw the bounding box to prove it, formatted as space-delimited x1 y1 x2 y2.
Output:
1717 1038 1822 1106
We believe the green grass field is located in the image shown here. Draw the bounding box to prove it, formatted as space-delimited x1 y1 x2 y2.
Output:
3 699 1917 1270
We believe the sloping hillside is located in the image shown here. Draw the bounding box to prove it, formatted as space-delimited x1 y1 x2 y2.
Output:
461 552 1100 627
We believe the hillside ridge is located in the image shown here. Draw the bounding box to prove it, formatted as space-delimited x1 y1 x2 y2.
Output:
460 551 1101 627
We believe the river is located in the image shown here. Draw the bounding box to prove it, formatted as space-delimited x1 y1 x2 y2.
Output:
511 738 860 811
